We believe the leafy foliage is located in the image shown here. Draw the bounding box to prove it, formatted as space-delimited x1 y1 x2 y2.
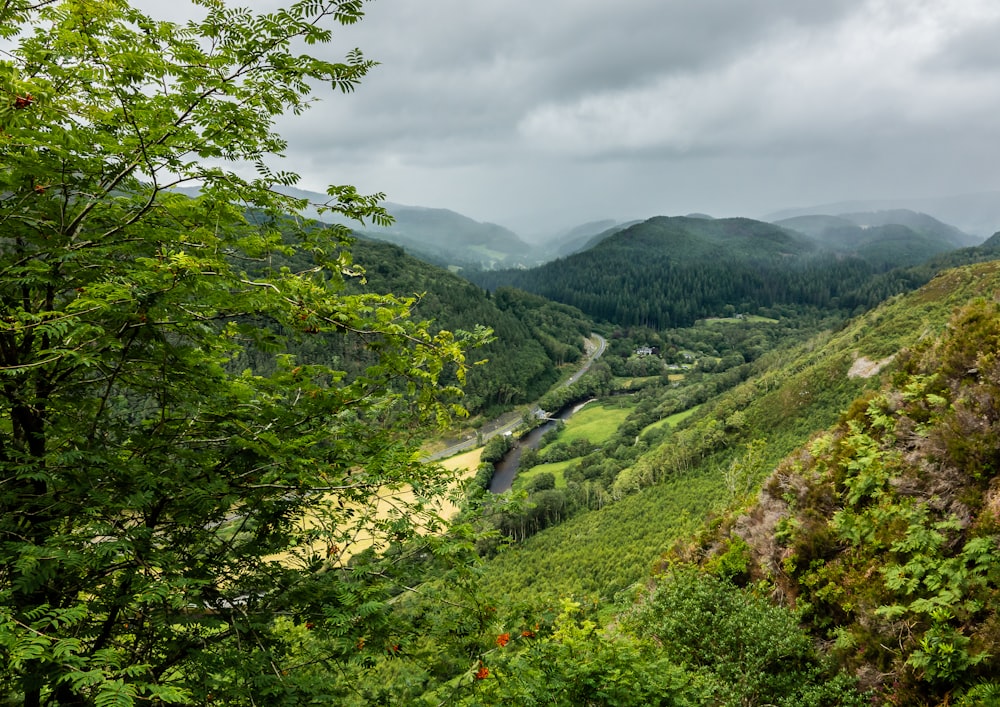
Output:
0 1 487 704
692 289 1000 703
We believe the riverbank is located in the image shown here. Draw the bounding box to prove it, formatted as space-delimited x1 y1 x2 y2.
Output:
422 333 606 461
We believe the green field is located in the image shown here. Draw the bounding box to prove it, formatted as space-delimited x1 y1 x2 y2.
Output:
558 399 635 446
514 459 573 489
698 314 779 325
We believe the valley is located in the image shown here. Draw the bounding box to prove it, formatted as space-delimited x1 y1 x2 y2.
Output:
9 3 1000 704
323 211 1000 705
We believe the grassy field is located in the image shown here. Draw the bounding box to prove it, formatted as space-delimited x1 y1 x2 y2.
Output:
513 459 574 489
698 314 779 325
558 399 635 446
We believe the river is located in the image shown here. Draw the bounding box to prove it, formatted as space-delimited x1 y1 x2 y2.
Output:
487 399 592 493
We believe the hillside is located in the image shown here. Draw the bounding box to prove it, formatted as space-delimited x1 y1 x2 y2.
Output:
334 245 1000 706
679 261 1000 704
469 261 1000 705
345 238 594 415
468 215 948 328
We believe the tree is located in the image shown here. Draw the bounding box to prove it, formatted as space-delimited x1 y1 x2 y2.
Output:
0 0 485 704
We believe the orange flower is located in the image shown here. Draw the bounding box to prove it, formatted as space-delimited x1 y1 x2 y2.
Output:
521 629 535 638
474 664 489 680
495 632 510 647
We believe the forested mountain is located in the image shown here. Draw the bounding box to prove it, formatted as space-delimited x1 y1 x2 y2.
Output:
274 186 536 269
315 237 595 415
468 215 954 328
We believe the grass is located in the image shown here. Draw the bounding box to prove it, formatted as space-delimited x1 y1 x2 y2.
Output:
558 399 635 446
698 314 779 325
514 459 574 489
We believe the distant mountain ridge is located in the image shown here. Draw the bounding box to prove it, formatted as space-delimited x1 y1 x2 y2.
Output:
765 193 997 242
774 209 967 268
467 214 995 329
272 186 533 270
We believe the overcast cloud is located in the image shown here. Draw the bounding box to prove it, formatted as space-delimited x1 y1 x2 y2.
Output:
263 0 1000 238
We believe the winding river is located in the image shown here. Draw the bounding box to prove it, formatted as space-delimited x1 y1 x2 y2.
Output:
487 399 592 493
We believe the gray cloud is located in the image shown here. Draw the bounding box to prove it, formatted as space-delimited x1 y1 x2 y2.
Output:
257 0 1000 236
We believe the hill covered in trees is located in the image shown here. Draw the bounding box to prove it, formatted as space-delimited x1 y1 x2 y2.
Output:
346 238 594 414
468 214 984 329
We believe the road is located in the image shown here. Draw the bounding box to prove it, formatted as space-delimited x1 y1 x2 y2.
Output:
425 333 606 461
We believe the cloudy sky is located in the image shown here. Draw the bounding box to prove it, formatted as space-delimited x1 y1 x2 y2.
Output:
269 0 1000 238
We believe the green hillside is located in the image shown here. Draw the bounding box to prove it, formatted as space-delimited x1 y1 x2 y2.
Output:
347 238 594 415
331 251 1000 706
680 261 1000 704
468 215 947 329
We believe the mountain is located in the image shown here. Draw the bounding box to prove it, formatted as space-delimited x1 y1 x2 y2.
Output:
775 210 965 268
766 196 994 243
270 186 534 269
467 214 951 329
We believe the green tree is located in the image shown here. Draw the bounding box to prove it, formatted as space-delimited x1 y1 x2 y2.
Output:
0 0 485 704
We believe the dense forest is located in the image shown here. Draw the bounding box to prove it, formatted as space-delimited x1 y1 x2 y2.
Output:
469 215 976 329
344 239 594 415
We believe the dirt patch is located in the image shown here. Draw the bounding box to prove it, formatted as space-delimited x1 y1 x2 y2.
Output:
848 354 895 379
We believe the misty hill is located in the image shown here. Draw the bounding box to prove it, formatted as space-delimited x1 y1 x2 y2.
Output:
775 210 964 268
766 197 993 243
271 186 534 269
357 204 533 269
467 215 950 329
534 219 637 259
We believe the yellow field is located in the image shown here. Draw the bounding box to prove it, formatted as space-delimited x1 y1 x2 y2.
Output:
272 446 485 568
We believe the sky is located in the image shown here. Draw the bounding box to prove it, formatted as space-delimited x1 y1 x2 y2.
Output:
249 1 1000 238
